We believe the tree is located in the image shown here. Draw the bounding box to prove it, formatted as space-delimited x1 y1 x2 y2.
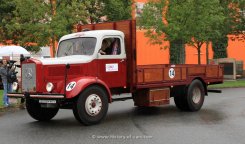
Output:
139 0 225 64
3 0 87 54
0 0 16 43
212 0 245 59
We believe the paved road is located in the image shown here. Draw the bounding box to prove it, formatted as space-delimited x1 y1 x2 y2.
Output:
1 88 245 144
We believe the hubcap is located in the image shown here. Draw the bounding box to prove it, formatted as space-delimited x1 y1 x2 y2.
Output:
85 94 102 116
192 87 201 104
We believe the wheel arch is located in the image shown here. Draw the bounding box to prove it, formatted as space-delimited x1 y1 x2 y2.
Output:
66 77 112 103
81 83 112 103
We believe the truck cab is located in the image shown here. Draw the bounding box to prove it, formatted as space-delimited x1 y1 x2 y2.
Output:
8 30 129 125
55 30 127 91
19 30 127 99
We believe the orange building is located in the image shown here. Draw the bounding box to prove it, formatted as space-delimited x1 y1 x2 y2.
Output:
134 0 245 70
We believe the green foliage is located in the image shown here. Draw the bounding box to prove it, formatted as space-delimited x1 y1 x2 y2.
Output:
81 0 104 23
170 40 185 64
102 0 132 21
0 0 16 42
208 80 245 89
70 0 132 23
211 0 244 59
226 0 245 35
139 0 226 64
212 36 228 59
1 0 87 52
0 0 132 52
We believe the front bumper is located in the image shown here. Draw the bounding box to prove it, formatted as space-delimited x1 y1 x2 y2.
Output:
7 93 65 99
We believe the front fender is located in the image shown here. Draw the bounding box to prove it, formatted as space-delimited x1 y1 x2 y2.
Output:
65 77 112 102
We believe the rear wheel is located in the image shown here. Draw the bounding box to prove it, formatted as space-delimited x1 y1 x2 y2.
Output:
174 89 189 111
174 79 205 111
73 86 108 125
26 99 59 121
186 79 205 111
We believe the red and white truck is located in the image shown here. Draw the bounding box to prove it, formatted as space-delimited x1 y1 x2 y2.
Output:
8 20 223 125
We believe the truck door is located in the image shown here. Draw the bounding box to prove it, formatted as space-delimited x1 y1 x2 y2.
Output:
97 37 127 88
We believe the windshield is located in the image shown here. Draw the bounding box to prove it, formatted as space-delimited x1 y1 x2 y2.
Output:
57 37 97 57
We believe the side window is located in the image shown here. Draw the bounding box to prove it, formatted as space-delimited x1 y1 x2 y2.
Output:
99 38 121 55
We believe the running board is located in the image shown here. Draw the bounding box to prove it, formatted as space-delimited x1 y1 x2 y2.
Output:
208 89 222 93
112 97 132 102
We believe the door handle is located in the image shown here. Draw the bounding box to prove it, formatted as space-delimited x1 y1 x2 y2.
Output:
120 59 125 62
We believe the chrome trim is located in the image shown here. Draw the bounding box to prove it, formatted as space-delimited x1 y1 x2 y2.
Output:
7 93 64 99
30 95 64 99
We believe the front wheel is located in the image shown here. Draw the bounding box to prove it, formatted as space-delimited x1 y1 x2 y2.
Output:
73 86 109 125
26 99 59 121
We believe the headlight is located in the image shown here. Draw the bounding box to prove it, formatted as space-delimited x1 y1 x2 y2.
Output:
12 82 18 91
46 82 54 92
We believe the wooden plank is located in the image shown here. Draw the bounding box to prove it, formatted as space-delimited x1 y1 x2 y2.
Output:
80 25 94 31
188 67 205 75
94 23 114 30
144 69 163 82
133 88 170 107
149 88 170 102
182 67 187 80
219 66 223 77
206 66 219 78
137 64 166 69
137 70 144 83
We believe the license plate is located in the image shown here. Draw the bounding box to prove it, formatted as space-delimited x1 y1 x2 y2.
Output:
39 100 56 104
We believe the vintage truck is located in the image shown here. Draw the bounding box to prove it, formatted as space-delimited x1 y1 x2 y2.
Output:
8 20 223 125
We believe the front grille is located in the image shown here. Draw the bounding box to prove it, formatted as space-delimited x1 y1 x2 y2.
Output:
22 63 36 92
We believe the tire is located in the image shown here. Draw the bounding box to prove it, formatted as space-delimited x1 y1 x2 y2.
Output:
174 92 189 111
174 86 189 111
72 103 82 123
26 99 59 121
186 79 205 111
73 86 109 125
174 79 205 112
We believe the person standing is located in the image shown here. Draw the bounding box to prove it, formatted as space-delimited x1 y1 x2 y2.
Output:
0 59 12 107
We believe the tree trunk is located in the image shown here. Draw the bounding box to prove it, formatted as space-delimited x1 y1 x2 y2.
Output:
206 41 209 64
197 44 201 64
50 0 56 57
52 36 56 57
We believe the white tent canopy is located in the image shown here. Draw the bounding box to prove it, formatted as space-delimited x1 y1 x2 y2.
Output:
0 46 30 58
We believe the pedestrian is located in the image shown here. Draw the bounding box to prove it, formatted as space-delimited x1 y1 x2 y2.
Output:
0 58 12 107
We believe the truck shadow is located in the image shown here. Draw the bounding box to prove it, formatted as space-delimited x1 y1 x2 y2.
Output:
26 105 226 128
106 105 226 125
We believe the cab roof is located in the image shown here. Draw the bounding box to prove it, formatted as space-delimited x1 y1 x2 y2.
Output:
59 30 124 42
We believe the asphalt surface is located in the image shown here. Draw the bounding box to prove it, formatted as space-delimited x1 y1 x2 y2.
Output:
1 88 245 144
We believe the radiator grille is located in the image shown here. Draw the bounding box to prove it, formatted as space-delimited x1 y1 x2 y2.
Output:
22 63 36 92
